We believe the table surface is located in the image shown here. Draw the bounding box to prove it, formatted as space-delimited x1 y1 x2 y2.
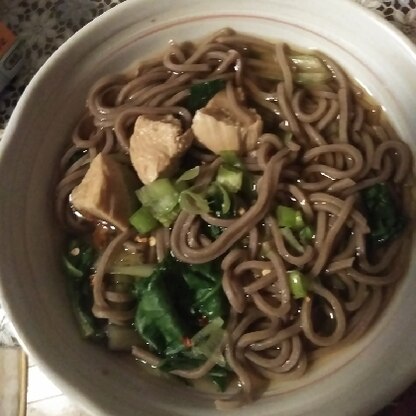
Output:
0 1 416 415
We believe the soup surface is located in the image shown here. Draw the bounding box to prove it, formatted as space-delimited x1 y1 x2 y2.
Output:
57 28 413 408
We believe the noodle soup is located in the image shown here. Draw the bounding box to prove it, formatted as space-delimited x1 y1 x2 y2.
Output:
57 29 413 408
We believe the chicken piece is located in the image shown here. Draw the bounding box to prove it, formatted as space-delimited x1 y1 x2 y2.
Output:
129 115 193 184
71 153 136 230
191 90 263 155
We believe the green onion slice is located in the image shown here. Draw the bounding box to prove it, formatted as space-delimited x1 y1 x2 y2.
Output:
219 151 243 169
299 226 314 244
288 270 310 299
179 189 210 215
277 205 305 230
216 165 243 194
191 317 225 365
176 166 200 183
129 206 159 234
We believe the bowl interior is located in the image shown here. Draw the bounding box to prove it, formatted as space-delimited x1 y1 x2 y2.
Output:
1 1 416 415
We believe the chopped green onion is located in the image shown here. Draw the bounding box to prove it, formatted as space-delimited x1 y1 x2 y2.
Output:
260 241 273 258
109 264 156 278
136 179 180 226
129 206 159 234
299 226 314 244
283 132 293 145
192 317 224 344
219 151 243 169
176 166 200 183
288 270 310 299
179 189 210 215
216 165 243 193
159 205 182 227
290 55 328 72
294 72 332 85
277 205 305 230
73 305 99 339
280 227 305 253
216 183 231 215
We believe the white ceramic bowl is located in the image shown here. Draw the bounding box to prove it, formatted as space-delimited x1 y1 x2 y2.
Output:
1 1 416 415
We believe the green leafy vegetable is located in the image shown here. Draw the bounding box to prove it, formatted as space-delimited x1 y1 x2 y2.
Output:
209 365 232 392
186 79 226 113
129 206 159 234
361 183 406 246
288 270 310 299
135 265 187 355
134 255 228 356
205 224 224 240
133 255 230 390
63 239 104 340
158 354 203 372
183 262 228 321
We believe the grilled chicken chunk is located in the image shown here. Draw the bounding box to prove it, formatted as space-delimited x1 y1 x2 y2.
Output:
71 153 136 230
191 90 263 155
129 115 193 184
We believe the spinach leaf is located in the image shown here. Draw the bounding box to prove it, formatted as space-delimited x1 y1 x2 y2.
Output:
183 262 228 321
134 254 228 356
133 254 230 390
135 277 186 355
361 183 406 246
204 224 223 240
158 353 203 373
63 239 104 340
64 239 95 278
186 79 226 113
209 365 232 392
134 257 190 355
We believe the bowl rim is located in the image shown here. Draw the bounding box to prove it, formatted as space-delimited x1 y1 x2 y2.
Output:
1 1 416 415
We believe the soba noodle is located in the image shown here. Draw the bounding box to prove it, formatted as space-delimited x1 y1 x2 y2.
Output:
57 28 413 408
